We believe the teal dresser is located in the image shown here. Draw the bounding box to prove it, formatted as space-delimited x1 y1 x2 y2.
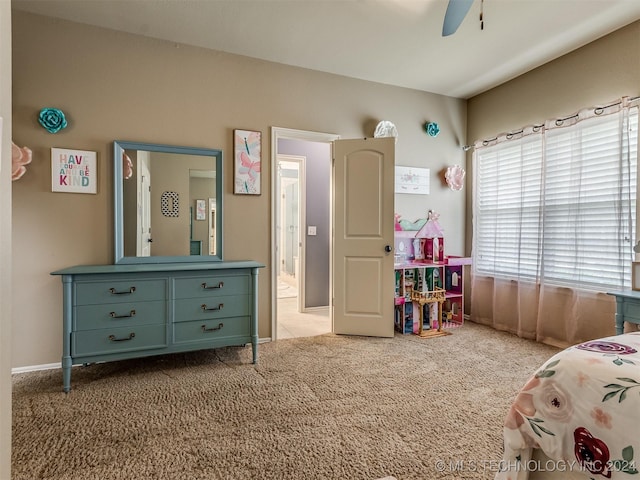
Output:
51 261 264 392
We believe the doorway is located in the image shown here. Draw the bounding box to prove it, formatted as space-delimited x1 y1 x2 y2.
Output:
277 155 303 314
271 127 339 340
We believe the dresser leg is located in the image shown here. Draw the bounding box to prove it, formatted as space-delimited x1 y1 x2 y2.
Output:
614 296 624 335
62 356 72 393
251 341 258 364
615 313 624 335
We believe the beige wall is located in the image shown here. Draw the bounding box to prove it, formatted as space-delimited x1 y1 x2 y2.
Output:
1 2 11 477
11 11 467 368
466 20 640 255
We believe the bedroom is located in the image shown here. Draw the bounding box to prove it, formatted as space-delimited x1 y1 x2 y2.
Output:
2 1 640 479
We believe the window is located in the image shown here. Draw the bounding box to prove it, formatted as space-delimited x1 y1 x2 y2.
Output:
473 103 638 291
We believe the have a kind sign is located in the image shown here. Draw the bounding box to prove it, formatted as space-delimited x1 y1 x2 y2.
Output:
51 148 97 194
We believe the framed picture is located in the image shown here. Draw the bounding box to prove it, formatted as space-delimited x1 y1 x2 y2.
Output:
195 199 206 221
234 129 261 195
51 148 97 194
633 262 640 291
395 166 430 195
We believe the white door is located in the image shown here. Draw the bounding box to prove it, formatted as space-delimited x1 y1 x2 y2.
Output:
333 137 395 337
136 153 152 257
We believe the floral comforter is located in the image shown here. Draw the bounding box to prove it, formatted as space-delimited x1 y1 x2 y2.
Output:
495 333 640 480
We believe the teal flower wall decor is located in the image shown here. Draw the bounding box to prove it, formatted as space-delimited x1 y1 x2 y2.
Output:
38 108 68 134
425 121 440 137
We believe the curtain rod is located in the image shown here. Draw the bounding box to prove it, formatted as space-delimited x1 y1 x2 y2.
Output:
475 96 640 148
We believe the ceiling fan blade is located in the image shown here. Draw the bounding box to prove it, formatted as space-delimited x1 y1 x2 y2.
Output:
442 0 474 36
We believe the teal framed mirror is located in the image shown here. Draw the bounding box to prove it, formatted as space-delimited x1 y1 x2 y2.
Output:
114 141 223 264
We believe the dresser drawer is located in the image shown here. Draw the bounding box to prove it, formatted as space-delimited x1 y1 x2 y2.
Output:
173 316 250 344
72 324 167 357
174 295 249 322
75 300 166 331
75 279 166 305
174 275 249 299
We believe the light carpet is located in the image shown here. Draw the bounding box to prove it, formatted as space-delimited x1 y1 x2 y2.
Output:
12 322 560 480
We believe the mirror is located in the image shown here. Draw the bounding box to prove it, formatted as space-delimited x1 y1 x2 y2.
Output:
114 141 223 264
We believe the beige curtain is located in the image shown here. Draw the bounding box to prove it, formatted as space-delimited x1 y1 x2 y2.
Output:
471 98 638 348
471 277 616 348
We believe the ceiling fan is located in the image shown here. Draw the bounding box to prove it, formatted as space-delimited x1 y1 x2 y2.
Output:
442 0 478 36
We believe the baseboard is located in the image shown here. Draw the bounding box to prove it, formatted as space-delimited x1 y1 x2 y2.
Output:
12 362 61 375
303 305 329 312
12 338 273 374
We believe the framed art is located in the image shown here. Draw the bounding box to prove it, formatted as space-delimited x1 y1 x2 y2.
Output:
234 129 261 195
395 166 430 195
51 148 97 194
195 199 206 220
633 262 640 291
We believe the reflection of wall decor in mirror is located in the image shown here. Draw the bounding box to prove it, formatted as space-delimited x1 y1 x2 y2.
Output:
161 191 179 217
114 141 223 264
51 147 97 194
234 129 261 195
633 262 640 291
122 152 133 180
195 199 206 221
395 166 430 195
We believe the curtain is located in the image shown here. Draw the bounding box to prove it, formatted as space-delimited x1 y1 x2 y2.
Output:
471 97 639 348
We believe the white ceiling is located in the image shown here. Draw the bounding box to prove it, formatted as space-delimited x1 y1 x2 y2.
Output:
12 0 640 99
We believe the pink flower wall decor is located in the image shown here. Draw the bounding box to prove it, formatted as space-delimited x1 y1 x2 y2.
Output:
12 141 32 181
445 164 465 191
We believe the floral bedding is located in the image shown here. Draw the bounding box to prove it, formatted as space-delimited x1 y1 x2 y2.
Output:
495 332 640 480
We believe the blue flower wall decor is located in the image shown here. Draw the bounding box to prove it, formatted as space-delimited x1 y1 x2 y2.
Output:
424 122 440 137
38 108 68 134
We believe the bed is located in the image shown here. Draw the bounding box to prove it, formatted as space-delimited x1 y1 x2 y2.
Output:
495 332 640 480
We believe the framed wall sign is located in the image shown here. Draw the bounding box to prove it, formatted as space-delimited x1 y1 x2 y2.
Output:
233 129 261 195
395 166 430 195
51 148 97 194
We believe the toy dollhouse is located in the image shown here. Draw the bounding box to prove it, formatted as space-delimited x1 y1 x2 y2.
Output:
393 210 471 337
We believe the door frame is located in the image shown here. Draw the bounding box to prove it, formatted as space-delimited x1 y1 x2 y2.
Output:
276 154 305 314
270 127 340 341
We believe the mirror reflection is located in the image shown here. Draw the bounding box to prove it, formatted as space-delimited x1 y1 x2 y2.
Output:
114 141 223 264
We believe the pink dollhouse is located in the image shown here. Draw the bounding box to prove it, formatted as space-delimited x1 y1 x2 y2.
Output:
394 210 444 263
393 210 471 337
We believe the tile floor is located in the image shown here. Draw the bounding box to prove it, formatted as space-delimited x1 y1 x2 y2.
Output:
277 297 331 339
276 275 331 339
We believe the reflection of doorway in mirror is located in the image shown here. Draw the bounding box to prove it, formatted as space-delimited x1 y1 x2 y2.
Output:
209 198 216 255
136 152 152 257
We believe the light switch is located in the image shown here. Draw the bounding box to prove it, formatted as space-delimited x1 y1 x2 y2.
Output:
308 226 317 236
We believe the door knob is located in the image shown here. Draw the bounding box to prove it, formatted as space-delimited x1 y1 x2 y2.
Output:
384 245 392 253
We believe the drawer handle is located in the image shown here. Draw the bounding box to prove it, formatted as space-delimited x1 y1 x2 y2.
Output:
201 281 224 290
109 287 136 295
110 310 136 319
201 303 224 311
201 323 224 332
108 332 136 342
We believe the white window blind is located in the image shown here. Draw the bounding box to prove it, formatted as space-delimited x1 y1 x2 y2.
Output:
473 104 638 291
